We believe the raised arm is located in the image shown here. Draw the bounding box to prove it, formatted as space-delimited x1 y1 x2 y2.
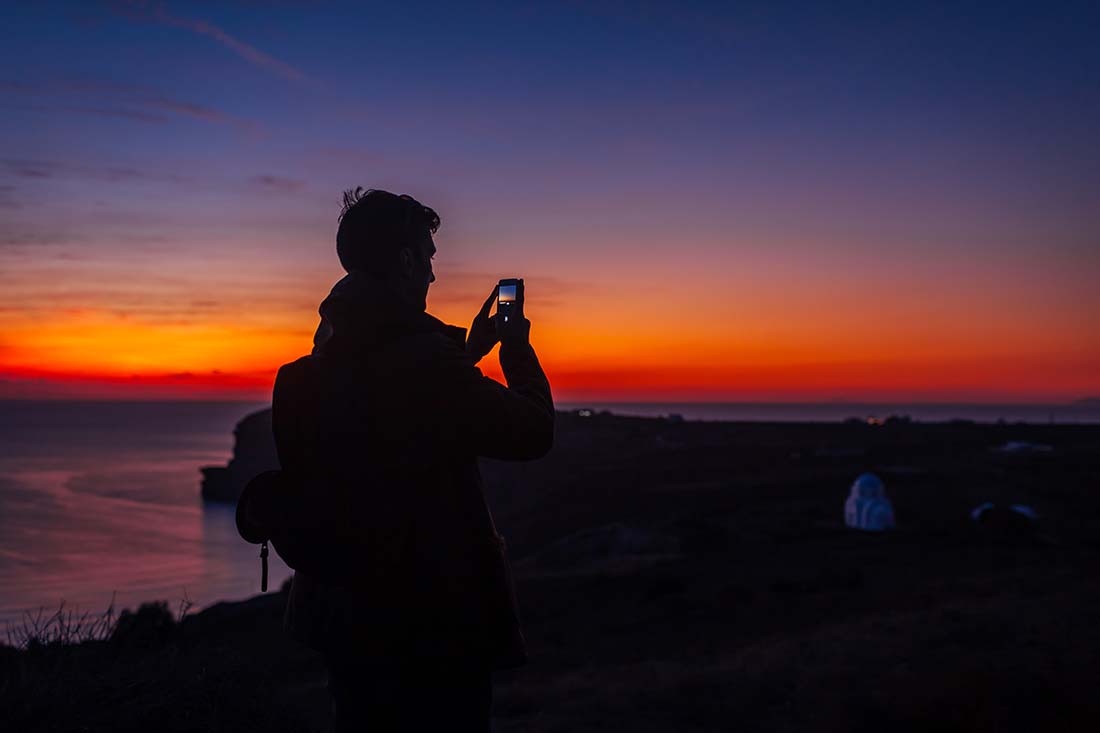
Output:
424 330 554 461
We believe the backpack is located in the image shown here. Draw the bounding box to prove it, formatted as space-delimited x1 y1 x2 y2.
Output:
234 322 442 592
235 355 351 590
235 469 311 591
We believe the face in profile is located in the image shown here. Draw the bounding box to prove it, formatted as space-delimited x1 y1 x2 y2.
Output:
409 236 437 310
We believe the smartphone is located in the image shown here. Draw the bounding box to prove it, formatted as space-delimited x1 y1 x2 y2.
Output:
497 278 523 324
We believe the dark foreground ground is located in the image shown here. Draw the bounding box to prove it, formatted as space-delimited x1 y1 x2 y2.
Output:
3 413 1100 732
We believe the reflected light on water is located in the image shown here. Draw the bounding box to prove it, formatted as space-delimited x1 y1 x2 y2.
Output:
0 401 291 628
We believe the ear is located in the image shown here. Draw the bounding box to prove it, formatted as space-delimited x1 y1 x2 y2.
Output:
397 247 414 276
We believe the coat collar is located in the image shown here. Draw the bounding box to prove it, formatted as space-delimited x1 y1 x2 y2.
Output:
312 271 466 357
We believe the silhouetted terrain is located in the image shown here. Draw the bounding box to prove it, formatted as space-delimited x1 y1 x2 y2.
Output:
200 409 277 503
3 413 1099 732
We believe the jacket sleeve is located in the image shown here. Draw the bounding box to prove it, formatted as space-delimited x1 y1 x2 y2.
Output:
424 336 555 461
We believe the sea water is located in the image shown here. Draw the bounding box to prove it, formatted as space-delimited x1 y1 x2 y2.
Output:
1 398 1096 630
0 400 291 631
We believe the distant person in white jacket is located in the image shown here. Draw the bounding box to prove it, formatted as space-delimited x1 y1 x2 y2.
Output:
845 473 896 531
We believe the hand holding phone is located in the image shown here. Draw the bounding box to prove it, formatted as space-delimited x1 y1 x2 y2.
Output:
496 278 523 323
465 285 500 364
496 277 528 345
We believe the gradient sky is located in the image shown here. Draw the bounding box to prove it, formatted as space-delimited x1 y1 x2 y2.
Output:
1 0 1097 402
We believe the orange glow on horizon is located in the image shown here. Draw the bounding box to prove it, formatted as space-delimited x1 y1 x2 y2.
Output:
1 258 1097 403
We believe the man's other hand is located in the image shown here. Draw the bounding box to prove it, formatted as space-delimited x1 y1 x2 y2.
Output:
497 314 530 347
466 286 500 364
496 278 530 347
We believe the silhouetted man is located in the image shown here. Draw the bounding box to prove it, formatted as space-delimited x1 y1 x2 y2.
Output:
271 189 553 732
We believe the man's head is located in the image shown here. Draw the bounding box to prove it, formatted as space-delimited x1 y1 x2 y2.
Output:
336 188 439 310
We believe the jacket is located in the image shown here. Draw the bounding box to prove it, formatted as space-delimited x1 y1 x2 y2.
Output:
271 272 554 670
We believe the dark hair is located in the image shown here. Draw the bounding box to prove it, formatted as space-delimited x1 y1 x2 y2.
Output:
336 187 440 274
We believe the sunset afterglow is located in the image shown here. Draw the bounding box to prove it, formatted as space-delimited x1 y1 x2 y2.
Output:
2 2 1097 402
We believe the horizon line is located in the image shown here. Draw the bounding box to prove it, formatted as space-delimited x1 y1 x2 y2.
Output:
1 396 1096 406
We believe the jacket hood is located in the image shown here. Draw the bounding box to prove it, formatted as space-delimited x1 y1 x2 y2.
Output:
312 271 466 357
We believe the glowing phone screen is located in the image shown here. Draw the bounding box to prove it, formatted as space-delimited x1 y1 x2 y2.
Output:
498 284 517 303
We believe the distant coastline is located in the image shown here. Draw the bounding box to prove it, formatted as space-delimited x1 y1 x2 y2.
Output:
2 398 1099 424
556 401 1100 424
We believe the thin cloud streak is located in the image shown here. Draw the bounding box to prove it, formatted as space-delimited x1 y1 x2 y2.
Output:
0 184 20 210
158 12 307 82
0 159 303 205
0 233 80 248
67 105 170 123
142 97 250 127
109 1 309 82
0 158 190 184
251 175 306 193
0 78 257 131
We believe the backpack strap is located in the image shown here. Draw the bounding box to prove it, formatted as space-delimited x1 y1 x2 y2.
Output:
260 540 269 592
